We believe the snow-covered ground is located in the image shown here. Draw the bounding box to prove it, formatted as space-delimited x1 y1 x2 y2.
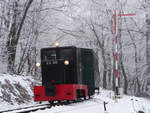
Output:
0 74 40 111
0 74 150 113
32 90 150 113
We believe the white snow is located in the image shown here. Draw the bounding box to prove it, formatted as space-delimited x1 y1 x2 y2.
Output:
32 90 150 113
0 73 40 111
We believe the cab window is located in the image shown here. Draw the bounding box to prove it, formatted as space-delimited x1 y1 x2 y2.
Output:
42 50 56 61
59 49 73 59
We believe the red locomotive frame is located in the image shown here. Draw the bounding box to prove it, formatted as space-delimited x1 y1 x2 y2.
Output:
34 84 88 101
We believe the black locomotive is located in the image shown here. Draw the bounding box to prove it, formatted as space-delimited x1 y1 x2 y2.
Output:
34 46 100 103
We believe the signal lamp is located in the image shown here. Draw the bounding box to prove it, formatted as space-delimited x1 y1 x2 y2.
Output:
64 60 69 65
36 62 41 67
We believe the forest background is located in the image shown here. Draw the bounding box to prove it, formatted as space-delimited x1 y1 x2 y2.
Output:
0 0 150 97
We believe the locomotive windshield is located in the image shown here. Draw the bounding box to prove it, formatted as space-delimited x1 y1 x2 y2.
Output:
42 50 56 61
42 48 73 61
59 49 73 59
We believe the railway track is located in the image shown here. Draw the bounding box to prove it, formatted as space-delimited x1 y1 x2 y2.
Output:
0 103 52 113
0 96 105 113
0 99 86 113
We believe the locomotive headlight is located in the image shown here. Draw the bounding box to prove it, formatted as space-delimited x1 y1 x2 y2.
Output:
36 62 41 67
55 42 59 47
64 60 69 65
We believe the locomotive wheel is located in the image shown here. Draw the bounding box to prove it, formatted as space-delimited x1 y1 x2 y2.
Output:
49 101 54 106
84 96 86 100
88 95 91 99
66 100 71 104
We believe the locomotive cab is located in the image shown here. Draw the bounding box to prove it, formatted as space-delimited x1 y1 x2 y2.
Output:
41 47 77 85
41 47 79 97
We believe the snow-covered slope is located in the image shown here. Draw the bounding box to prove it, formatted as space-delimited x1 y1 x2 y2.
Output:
0 74 40 111
33 90 150 113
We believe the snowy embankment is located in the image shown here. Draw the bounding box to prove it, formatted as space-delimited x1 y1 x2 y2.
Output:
0 74 40 111
33 90 150 113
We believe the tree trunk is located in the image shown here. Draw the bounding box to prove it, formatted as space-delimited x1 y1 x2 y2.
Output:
103 62 107 89
120 60 128 94
6 1 18 74
6 0 34 74
146 13 150 85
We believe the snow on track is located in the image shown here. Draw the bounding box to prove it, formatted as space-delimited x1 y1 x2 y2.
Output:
32 90 150 113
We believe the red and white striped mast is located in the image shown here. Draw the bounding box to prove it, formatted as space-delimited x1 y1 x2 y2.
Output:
114 10 136 95
114 9 119 95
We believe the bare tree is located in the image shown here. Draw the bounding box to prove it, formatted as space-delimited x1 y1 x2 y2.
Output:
145 1 150 90
6 0 33 74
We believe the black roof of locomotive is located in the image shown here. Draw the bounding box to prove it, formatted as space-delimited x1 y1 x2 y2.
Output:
40 46 95 50
40 46 98 59
41 46 77 50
